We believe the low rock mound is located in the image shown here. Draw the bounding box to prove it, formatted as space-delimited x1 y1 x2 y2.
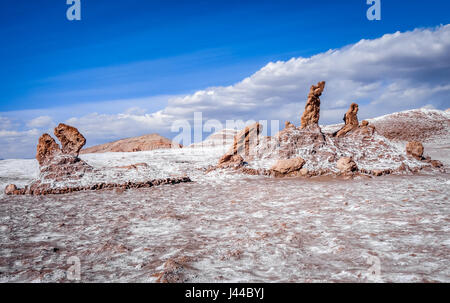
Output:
368 109 450 143
81 134 182 154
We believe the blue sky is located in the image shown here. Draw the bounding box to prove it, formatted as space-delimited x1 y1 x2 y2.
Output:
1 0 449 112
0 1 449 158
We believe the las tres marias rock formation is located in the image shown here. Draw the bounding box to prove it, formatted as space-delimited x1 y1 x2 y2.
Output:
4 82 446 195
5 124 190 196
216 81 444 177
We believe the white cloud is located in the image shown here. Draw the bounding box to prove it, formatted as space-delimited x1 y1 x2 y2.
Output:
26 116 54 128
1 25 450 159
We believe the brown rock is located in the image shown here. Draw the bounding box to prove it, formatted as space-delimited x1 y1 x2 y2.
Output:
406 141 424 160
337 157 358 173
36 134 61 166
218 123 262 166
335 103 359 137
371 169 391 176
300 81 326 129
4 184 17 195
430 160 443 168
361 120 369 127
271 158 306 175
54 123 86 156
218 154 244 168
285 121 295 129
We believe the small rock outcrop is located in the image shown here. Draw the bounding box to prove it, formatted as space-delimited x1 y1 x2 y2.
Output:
300 81 326 129
406 141 424 160
270 158 306 175
337 157 358 173
218 154 244 168
218 122 262 165
335 103 360 137
4 184 18 195
285 121 295 129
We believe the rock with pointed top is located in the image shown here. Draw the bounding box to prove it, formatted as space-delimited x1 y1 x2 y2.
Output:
335 103 360 137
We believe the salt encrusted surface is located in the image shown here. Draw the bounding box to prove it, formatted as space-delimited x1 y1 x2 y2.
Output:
1 172 449 282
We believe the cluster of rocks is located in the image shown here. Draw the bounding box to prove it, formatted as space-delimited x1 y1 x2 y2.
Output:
5 124 191 196
216 81 444 178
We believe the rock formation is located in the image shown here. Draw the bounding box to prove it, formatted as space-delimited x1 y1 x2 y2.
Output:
215 81 444 178
270 158 306 175
218 154 244 168
4 184 18 195
36 134 62 166
5 124 192 196
335 103 360 137
54 123 86 156
336 157 358 173
300 81 326 129
35 124 93 181
218 122 262 166
406 141 424 160
285 121 295 129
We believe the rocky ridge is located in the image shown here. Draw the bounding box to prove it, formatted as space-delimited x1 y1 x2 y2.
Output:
81 134 182 154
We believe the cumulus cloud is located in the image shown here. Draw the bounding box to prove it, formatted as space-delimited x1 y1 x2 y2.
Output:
26 116 54 128
1 25 449 159
157 25 450 125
